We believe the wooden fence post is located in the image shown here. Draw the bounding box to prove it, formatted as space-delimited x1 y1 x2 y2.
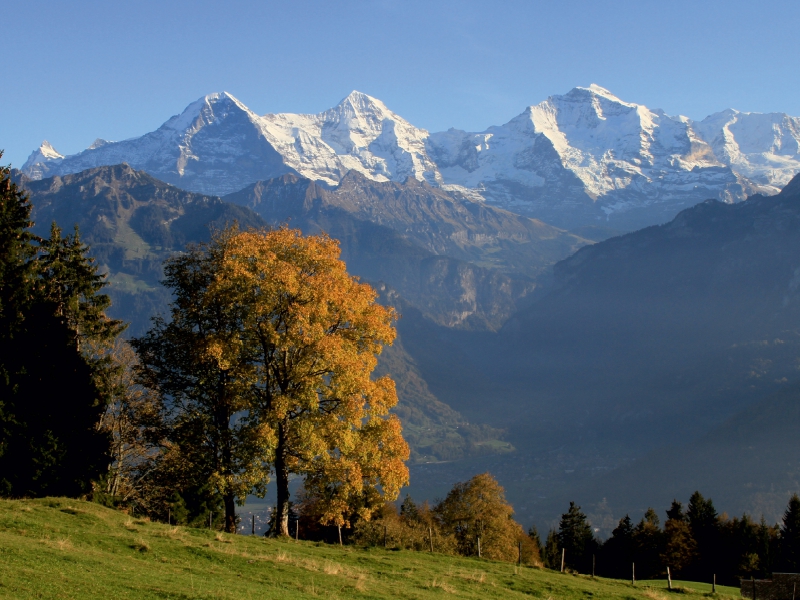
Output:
632 562 635 585
296 518 299 541
560 548 565 573
592 554 595 578
252 514 255 535
338 525 342 546
667 566 672 590
429 527 433 552
477 536 481 558
713 574 716 593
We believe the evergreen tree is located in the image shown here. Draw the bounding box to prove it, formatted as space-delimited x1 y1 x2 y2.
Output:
686 491 720 580
0 157 123 497
756 517 780 577
528 524 544 559
633 508 664 579
599 514 634 578
0 155 37 470
543 528 561 570
558 501 597 573
780 494 800 572
400 495 420 523
666 500 685 522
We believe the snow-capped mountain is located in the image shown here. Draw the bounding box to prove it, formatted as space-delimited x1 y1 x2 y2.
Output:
258 91 439 186
693 108 800 193
22 91 437 197
428 85 771 229
22 86 800 230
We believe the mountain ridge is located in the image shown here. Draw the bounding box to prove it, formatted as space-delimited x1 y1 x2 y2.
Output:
22 86 800 230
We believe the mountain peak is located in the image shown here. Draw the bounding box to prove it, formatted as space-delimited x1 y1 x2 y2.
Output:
37 140 63 159
21 140 64 174
332 90 392 118
568 84 628 105
163 91 252 132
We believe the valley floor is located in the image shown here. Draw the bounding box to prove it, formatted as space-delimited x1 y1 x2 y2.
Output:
0 498 740 599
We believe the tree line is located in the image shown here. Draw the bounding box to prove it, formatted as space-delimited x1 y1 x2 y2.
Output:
532 492 800 585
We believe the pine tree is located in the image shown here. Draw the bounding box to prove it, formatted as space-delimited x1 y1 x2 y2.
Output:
528 524 544 559
558 501 597 573
666 500 685 522
599 514 634 578
400 495 420 523
0 155 37 474
780 494 800 572
543 528 561 569
633 508 664 579
0 157 123 497
686 491 720 580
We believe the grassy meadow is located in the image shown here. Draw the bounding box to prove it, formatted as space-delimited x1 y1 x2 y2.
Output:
0 497 741 600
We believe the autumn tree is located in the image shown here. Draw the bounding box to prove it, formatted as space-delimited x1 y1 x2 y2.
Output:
96 339 162 504
435 472 539 564
212 226 409 536
661 500 696 577
135 226 409 535
133 235 271 532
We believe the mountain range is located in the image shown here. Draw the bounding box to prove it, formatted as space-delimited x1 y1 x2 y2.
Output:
22 86 800 231
11 85 800 532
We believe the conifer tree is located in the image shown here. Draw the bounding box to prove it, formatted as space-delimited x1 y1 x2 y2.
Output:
0 156 123 497
543 528 561 569
686 491 720 579
780 494 800 572
599 514 634 578
633 508 664 579
558 501 597 573
528 524 544 559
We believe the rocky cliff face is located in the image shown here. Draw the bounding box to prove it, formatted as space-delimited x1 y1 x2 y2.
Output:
223 171 588 329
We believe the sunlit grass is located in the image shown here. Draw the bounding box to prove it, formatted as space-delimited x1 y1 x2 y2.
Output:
0 497 741 599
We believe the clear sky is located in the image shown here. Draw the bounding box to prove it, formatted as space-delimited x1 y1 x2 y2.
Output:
3 0 800 168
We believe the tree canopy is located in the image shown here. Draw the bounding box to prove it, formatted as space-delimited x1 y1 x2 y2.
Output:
135 226 409 534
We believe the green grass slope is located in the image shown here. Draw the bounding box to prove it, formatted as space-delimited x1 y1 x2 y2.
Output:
0 498 740 600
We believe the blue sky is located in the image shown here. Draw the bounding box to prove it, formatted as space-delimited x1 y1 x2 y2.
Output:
4 0 800 167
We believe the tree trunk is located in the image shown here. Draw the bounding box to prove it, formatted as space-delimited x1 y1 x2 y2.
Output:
224 492 236 533
274 422 291 537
